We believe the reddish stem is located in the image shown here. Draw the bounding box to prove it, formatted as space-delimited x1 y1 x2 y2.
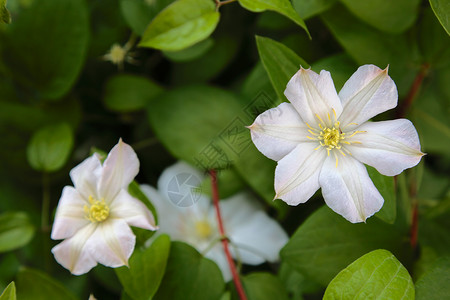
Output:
209 170 248 300
410 202 419 248
396 64 430 118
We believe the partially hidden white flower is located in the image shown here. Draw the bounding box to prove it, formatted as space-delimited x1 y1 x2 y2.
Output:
140 162 288 281
248 65 424 223
51 139 157 275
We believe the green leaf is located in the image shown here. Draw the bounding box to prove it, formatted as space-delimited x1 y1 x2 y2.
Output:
255 36 309 104
281 206 408 286
0 212 34 253
0 0 89 100
116 235 171 300
278 263 322 299
163 38 214 62
367 166 396 224
242 273 289 300
139 0 220 51
416 256 450 300
16 268 78 300
0 282 15 300
338 0 420 33
26 123 74 172
103 74 164 112
154 242 225 299
147 85 243 170
311 53 357 91
429 0 450 36
238 0 309 36
120 0 174 36
293 0 336 20
0 0 11 24
323 249 414 299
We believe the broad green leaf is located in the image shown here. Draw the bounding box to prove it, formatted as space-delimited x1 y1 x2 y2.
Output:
103 74 164 112
240 62 277 102
416 256 450 300
0 0 10 24
323 249 414 299
255 36 309 104
293 0 336 20
0 282 15 300
281 206 407 285
120 0 174 36
429 0 450 36
367 166 396 224
339 0 420 33
0 0 89 100
26 123 74 172
163 38 214 62
16 268 78 300
242 273 289 300
0 212 34 253
278 263 322 299
238 0 309 36
154 242 225 300
139 0 220 51
147 85 243 170
116 235 171 300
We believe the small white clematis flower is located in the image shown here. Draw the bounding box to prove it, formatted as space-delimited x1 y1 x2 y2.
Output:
51 139 157 275
249 65 424 223
141 162 288 281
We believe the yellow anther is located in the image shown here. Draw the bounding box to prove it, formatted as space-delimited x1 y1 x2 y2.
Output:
195 220 213 239
84 196 109 223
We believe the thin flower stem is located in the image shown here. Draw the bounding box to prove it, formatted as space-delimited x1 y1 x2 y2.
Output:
215 0 237 10
209 170 247 300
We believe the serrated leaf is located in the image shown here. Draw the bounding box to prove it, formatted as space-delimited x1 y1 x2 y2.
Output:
0 212 34 253
139 0 220 51
339 0 420 33
281 206 407 285
16 268 78 300
255 36 309 104
367 166 396 224
429 0 450 36
0 0 11 24
238 0 309 36
242 273 289 300
323 249 414 299
103 74 164 112
26 123 74 172
116 235 170 300
0 0 89 100
154 242 225 300
0 282 15 300
416 256 450 300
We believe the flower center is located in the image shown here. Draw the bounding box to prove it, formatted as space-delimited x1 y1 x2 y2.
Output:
195 220 213 239
108 44 127 65
319 123 344 150
84 196 110 223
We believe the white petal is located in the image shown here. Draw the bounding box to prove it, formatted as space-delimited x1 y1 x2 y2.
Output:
249 102 311 161
347 119 424 176
99 139 139 202
339 65 397 128
284 68 342 127
86 219 136 268
110 189 157 230
157 161 204 207
319 156 384 223
275 143 327 205
69 155 102 200
51 223 98 275
51 186 90 240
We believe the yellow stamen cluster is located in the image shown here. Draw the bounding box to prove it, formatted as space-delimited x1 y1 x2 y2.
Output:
84 196 110 223
195 220 213 239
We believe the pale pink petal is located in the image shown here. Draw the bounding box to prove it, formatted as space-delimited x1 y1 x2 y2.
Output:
339 65 397 129
51 186 90 240
347 119 424 176
275 143 327 205
284 68 342 127
86 219 135 268
319 156 384 223
249 102 312 161
51 223 98 275
69 155 102 200
99 139 139 203
110 189 157 230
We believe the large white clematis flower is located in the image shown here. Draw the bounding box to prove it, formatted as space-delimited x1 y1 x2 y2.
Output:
51 139 157 275
141 162 288 281
249 65 424 223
